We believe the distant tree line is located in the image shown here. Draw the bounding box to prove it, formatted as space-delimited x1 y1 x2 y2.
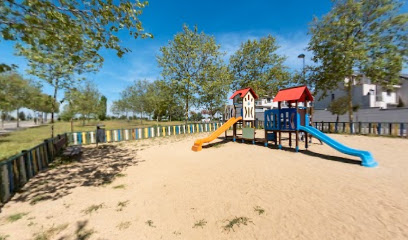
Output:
0 72 58 129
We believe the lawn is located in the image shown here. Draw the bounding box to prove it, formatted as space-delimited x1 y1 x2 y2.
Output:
0 119 185 161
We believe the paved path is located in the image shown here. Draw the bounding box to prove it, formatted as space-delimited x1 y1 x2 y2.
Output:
0 121 44 135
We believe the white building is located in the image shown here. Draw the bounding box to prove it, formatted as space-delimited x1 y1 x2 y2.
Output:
314 74 408 110
255 97 278 112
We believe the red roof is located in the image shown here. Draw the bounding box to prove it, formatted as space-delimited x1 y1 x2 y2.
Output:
273 86 314 102
229 87 259 100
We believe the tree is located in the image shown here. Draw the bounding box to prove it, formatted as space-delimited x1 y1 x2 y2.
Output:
0 0 152 72
98 95 108 120
198 64 232 119
145 80 170 121
157 25 224 123
66 81 101 125
189 111 203 122
229 35 290 96
59 104 76 122
111 99 131 118
0 72 34 128
327 96 349 124
308 0 408 124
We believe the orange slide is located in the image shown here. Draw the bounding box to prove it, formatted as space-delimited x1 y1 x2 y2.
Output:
191 116 242 152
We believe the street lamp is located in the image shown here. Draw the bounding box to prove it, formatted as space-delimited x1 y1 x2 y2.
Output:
298 53 305 82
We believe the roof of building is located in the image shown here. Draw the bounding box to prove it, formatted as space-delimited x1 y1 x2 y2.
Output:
273 85 314 102
229 87 259 100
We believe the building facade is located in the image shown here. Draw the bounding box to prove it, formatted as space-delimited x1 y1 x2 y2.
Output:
314 74 408 110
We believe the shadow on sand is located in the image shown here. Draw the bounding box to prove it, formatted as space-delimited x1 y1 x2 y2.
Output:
204 137 361 166
11 144 142 206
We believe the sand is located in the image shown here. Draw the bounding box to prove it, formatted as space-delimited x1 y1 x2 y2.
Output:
0 131 407 240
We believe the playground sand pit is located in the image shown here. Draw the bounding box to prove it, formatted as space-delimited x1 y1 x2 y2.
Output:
0 132 408 239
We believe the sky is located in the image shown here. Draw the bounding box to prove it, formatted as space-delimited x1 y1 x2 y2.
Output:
1 0 407 115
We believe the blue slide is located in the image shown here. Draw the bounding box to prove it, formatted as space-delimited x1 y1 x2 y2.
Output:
299 125 378 168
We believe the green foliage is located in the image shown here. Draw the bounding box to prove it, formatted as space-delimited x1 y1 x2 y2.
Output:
157 25 225 122
328 96 349 116
0 0 152 73
198 64 232 118
64 81 101 125
98 96 108 120
229 35 290 96
59 104 76 122
189 111 203 121
308 0 408 121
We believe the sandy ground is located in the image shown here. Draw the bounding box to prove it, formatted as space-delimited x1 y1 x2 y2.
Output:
0 131 407 240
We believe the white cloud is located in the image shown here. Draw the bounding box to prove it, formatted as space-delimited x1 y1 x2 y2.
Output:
215 30 311 71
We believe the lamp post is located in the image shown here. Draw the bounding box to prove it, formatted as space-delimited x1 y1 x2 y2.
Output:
298 53 305 82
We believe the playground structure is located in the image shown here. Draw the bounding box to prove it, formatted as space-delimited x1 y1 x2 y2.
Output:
192 86 378 168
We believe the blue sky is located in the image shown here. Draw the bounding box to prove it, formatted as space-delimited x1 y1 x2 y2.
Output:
1 0 407 114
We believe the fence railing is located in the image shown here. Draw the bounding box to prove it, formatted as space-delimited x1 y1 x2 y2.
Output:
0 133 68 204
67 122 222 145
255 120 407 137
313 121 407 137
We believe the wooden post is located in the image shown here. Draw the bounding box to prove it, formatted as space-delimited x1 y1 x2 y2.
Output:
289 132 292 147
278 102 282 149
295 101 299 152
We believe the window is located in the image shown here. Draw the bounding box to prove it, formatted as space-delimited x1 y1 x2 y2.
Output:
267 98 271 102
331 94 335 101
386 89 392 96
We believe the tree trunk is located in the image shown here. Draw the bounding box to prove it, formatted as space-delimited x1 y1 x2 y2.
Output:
336 114 339 124
51 80 59 138
346 76 353 125
1 111 4 129
16 108 20 128
185 96 189 125
71 118 74 132
140 110 143 124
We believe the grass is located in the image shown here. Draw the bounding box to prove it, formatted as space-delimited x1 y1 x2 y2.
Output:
115 173 127 178
6 212 28 223
112 184 126 189
192 219 207 228
223 217 253 232
30 195 49 205
33 223 68 240
254 206 265 215
116 200 129 211
117 221 131 230
82 204 104 215
0 235 9 240
0 119 185 161
145 220 156 228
